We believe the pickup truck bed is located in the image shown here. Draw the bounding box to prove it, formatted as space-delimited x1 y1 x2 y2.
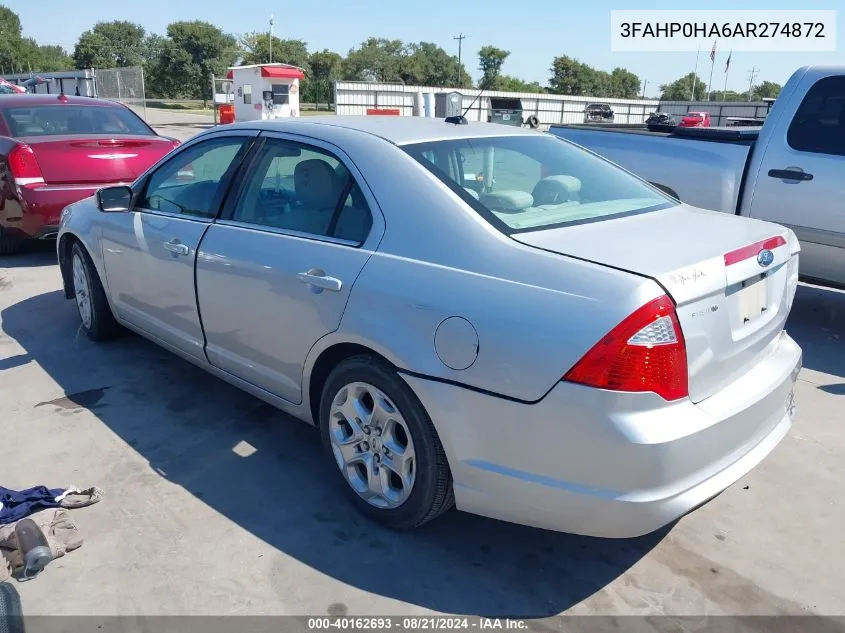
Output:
557 124 761 143
549 65 845 288
551 125 758 215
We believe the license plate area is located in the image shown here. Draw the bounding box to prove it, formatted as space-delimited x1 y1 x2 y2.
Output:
729 273 771 329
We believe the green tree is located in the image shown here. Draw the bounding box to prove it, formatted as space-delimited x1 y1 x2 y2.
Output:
477 45 509 90
609 67 641 98
400 42 469 87
146 21 237 102
753 81 781 100
73 21 146 69
496 75 543 92
240 33 310 73
549 55 596 95
308 49 343 108
29 43 73 71
660 73 707 100
0 5 24 73
342 38 404 82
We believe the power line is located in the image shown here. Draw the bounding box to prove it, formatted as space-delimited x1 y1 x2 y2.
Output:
453 33 465 88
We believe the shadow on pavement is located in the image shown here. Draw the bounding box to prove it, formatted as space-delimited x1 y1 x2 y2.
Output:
786 284 845 380
0 242 57 269
1 289 668 618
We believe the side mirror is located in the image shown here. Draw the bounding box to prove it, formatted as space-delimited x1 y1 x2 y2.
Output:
97 186 132 213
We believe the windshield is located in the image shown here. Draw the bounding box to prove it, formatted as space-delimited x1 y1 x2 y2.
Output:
402 134 675 233
3 105 155 137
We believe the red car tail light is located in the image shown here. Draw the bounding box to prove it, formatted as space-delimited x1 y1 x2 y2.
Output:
563 295 688 401
8 143 45 188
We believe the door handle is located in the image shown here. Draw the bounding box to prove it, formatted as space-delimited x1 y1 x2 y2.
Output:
297 270 342 292
768 168 813 181
163 239 190 256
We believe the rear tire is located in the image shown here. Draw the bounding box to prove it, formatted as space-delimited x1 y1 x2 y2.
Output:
319 355 454 529
0 228 22 255
70 241 122 341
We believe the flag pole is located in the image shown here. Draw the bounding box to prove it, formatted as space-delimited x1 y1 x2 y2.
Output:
691 49 700 100
722 51 732 101
707 39 717 101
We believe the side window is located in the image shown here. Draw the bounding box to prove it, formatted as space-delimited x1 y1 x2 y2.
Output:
243 85 252 105
138 136 246 218
231 137 372 244
787 76 845 157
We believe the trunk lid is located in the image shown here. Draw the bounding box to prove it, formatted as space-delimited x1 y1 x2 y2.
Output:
512 204 800 403
23 134 175 185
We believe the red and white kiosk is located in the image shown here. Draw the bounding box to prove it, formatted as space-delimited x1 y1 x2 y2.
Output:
225 63 306 122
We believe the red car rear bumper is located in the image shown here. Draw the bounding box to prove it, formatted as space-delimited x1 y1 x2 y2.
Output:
1 184 109 240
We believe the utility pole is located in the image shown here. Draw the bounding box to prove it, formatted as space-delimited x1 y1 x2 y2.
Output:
269 14 274 64
641 80 648 99
747 67 759 101
453 33 466 88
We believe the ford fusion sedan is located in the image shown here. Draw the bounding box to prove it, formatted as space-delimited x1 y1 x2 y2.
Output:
0 94 180 254
57 116 802 537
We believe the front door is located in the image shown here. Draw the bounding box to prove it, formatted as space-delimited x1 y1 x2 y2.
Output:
100 132 256 359
196 133 383 403
746 72 845 285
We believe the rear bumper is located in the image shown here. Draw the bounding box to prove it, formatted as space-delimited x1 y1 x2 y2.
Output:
1 184 103 239
401 331 802 538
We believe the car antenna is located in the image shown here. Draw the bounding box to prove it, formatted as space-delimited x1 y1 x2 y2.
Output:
445 85 486 125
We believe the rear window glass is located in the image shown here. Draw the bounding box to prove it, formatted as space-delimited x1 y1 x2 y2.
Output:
787 76 845 157
2 105 154 137
402 134 674 234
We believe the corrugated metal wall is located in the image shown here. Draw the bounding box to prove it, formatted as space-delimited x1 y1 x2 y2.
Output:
334 81 771 126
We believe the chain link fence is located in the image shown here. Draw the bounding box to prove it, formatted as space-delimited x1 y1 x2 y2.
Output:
93 67 147 120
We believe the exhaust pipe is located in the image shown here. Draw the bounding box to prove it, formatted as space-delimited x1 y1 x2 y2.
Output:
39 231 58 240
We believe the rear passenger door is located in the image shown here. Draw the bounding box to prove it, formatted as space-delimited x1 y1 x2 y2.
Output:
196 133 384 404
747 73 845 285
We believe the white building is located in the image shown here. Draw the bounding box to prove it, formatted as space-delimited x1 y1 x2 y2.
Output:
226 63 305 122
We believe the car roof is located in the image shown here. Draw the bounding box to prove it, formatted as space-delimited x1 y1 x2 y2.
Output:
227 115 541 145
0 94 125 108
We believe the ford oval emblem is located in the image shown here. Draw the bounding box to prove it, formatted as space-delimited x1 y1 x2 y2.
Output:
757 249 775 267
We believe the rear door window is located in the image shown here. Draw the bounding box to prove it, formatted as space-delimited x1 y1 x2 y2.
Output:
787 76 845 157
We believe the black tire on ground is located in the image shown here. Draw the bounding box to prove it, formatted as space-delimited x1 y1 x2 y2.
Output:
0 582 25 633
319 354 455 530
0 228 22 255
526 115 540 129
70 241 122 341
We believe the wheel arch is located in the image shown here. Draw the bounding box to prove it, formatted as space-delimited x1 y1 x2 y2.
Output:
306 340 399 425
58 232 81 299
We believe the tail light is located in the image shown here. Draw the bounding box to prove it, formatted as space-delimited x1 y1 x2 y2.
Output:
8 143 45 188
563 295 688 401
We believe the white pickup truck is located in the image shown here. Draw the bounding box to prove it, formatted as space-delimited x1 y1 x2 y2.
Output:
550 65 845 288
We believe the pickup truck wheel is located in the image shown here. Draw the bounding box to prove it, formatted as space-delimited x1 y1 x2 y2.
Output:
319 355 454 529
70 242 121 341
0 229 22 255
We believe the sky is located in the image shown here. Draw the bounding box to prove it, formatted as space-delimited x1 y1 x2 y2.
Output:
6 0 843 97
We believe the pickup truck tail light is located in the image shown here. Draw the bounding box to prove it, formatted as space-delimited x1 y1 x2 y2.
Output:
8 143 45 188
563 295 689 401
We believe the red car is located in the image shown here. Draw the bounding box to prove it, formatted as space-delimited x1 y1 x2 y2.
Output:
678 111 712 128
0 94 180 254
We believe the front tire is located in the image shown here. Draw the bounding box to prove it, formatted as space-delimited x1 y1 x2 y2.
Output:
319 355 454 529
70 242 121 341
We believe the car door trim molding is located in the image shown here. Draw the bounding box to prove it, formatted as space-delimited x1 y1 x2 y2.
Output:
214 218 367 249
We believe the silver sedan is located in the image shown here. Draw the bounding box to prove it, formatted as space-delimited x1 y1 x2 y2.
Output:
57 116 802 537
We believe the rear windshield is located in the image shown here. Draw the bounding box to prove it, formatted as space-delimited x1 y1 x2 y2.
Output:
2 105 154 137
402 134 674 234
